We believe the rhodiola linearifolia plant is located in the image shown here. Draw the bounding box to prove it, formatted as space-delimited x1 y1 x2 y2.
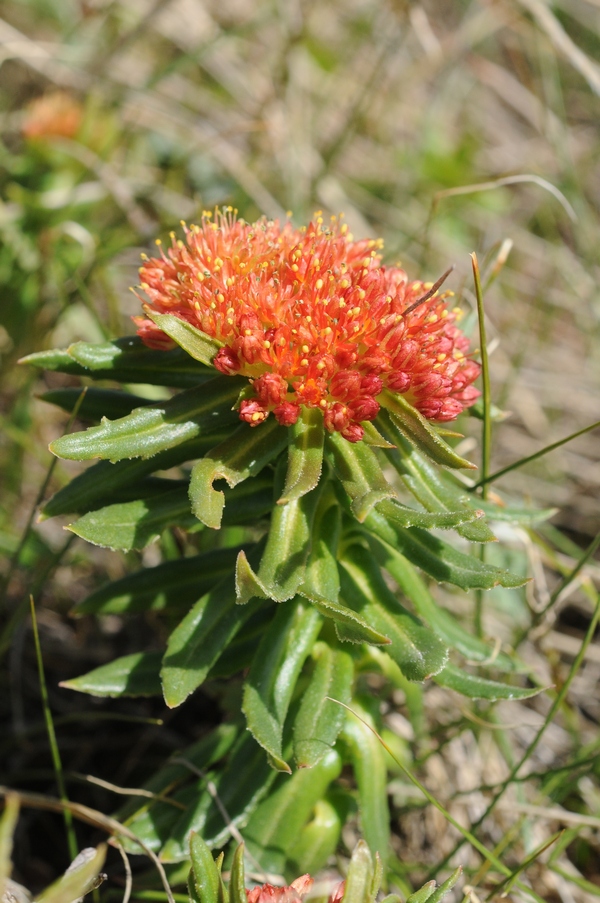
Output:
23 210 544 874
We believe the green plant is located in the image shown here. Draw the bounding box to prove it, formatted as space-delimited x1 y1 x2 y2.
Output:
21 210 548 876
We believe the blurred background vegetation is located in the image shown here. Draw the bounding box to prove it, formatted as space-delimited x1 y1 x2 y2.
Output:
1 0 599 899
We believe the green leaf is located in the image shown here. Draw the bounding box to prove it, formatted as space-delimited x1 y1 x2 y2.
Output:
420 868 462 903
39 387 155 421
236 477 323 604
378 390 476 470
118 723 237 827
378 417 495 543
67 478 273 551
60 652 162 697
37 846 107 903
229 844 246 903
375 498 483 531
339 545 449 681
434 664 542 700
74 546 244 615
340 841 377 903
476 498 557 525
342 701 390 872
367 534 515 668
243 602 322 772
207 607 276 679
301 492 341 602
244 748 342 876
406 883 437 903
161 548 265 707
160 732 278 861
300 589 391 646
326 432 396 522
293 642 354 768
278 407 325 503
0 793 19 894
144 310 224 366
190 420 288 528
66 487 197 551
22 337 213 388
189 834 220 903
288 797 343 877
365 509 527 590
50 375 243 462
41 431 230 519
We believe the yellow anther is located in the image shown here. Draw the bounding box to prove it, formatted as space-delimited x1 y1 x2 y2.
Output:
319 399 327 408
210 301 217 309
306 315 312 323
245 329 252 336
317 361 326 370
352 306 361 316
227 318 234 325
214 257 223 267
340 278 350 289
339 300 346 308
302 345 309 353
155 239 162 246
251 412 262 422
441 309 448 318
426 314 438 324
140 282 149 290
140 253 148 261
300 358 309 367
291 264 299 272
263 340 271 349
194 301 201 310
227 277 234 287
217 293 225 303
358 289 366 300
323 326 332 336
437 353 447 362
316 279 324 290
341 224 348 234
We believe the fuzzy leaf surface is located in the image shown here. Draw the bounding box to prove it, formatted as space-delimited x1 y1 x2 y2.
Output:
379 417 495 542
41 431 229 519
341 710 390 868
378 390 476 470
365 509 527 590
243 602 322 772
68 478 273 551
22 337 213 388
278 407 324 503
75 546 244 616
236 480 322 603
190 420 288 527
434 664 541 700
50 376 243 462
160 733 278 861
293 643 353 768
161 548 265 707
60 652 162 697
243 749 342 875
326 432 396 521
367 534 515 668
144 310 224 366
339 545 448 680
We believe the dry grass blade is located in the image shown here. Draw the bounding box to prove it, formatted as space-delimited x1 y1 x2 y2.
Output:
0 789 175 903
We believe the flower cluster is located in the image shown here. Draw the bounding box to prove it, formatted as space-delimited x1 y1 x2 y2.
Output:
22 92 83 141
136 210 480 441
246 875 344 903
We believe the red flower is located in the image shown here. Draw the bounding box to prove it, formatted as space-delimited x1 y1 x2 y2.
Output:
136 210 480 441
246 875 313 903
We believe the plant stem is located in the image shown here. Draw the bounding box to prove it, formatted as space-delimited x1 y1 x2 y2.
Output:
30 596 79 860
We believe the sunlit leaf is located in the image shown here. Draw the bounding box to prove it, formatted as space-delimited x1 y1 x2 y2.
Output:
60 652 162 697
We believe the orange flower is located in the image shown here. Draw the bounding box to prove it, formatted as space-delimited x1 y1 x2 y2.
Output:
135 210 480 441
22 92 83 141
246 875 313 903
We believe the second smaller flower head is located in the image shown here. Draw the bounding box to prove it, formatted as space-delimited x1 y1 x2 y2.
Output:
135 210 480 442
